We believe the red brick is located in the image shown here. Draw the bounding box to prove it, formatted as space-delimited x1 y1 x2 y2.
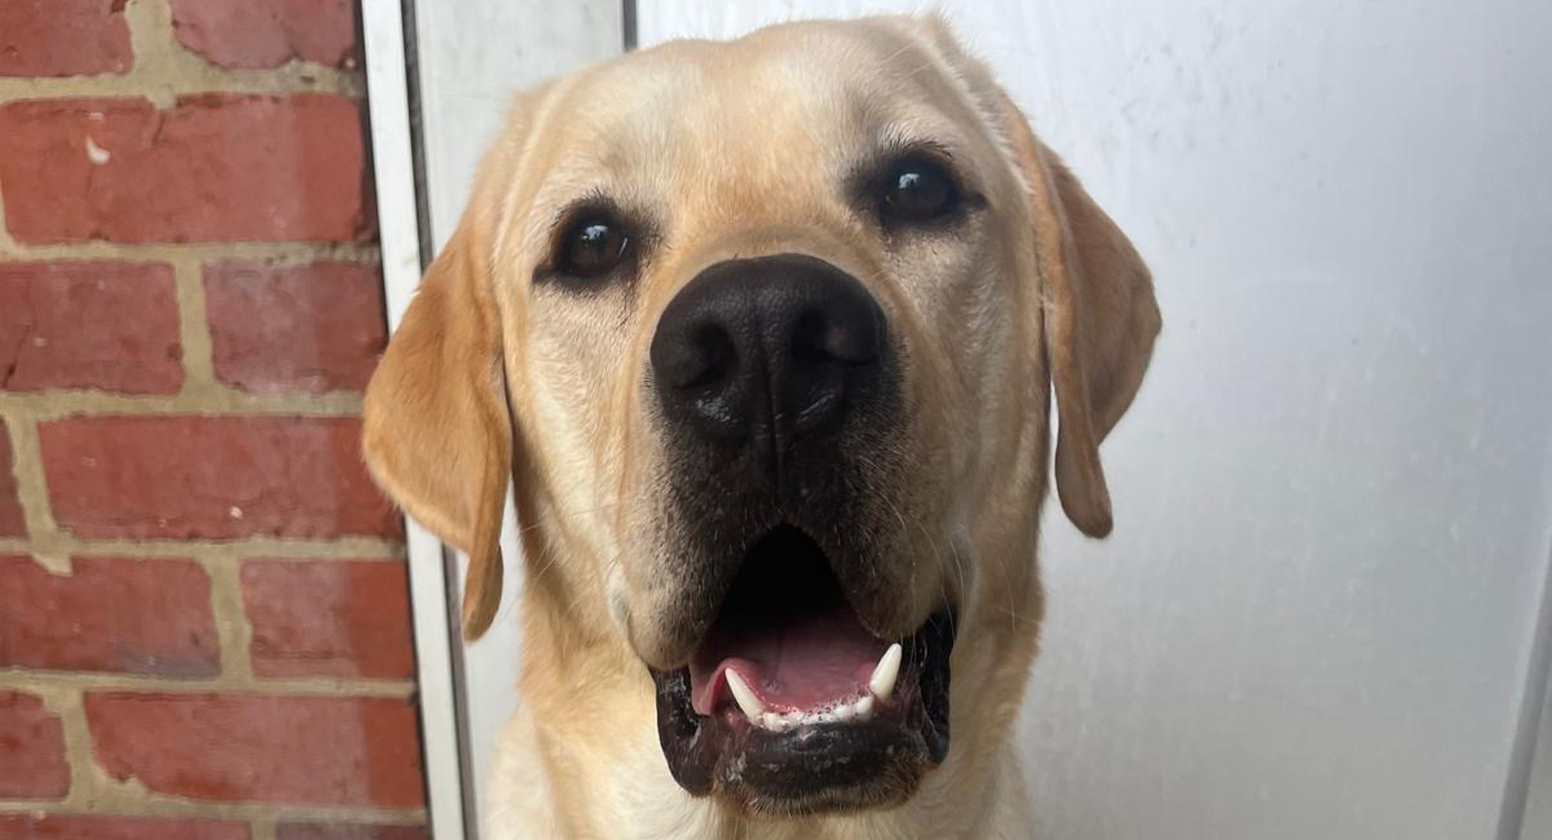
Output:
205 261 386 394
0 690 69 798
277 825 428 840
39 416 399 540
0 261 183 394
84 692 426 807
0 423 24 538
0 555 219 676
0 0 132 77
170 0 360 70
0 814 249 840
242 560 413 679
0 95 372 245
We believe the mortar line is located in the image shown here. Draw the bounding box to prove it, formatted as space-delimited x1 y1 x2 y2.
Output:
0 799 426 824
0 537 402 559
0 412 69 573
171 252 219 389
31 685 101 806
249 816 279 840
0 391 365 418
0 241 381 263
204 548 257 684
0 186 15 250
0 671 416 698
0 62 366 105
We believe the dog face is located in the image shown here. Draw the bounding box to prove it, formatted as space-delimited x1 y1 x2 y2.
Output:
364 15 1158 820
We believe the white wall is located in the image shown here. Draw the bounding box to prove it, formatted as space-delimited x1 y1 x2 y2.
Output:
405 0 1552 836
641 2 1552 838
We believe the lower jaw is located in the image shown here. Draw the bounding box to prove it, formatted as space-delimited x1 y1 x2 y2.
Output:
717 716 933 818
649 612 955 816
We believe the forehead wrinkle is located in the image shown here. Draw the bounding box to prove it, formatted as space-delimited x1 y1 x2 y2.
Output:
510 56 715 269
488 70 610 283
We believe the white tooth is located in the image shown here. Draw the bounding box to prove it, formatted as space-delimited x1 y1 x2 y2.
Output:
724 670 766 720
781 711 803 729
815 711 836 724
869 643 903 702
853 694 874 721
832 702 856 722
761 711 785 731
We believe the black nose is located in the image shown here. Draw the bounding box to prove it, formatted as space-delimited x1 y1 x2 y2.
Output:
649 254 887 450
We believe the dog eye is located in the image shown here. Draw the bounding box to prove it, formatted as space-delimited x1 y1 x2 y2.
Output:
558 215 631 278
880 157 960 224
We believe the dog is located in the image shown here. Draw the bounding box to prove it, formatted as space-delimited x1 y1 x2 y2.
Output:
362 14 1159 840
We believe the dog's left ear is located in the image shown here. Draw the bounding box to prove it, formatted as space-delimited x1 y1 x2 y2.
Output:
900 14 1159 537
973 71 1160 536
1028 146 1161 538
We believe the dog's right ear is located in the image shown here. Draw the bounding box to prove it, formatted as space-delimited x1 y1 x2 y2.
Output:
363 213 512 639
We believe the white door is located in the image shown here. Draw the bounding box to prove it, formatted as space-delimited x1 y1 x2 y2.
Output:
376 1 1552 836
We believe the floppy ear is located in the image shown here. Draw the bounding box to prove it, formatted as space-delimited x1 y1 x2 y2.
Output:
897 14 1160 537
994 103 1161 538
1035 149 1161 537
363 215 512 638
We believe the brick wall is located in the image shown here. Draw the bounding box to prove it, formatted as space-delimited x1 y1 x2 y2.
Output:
0 2 429 839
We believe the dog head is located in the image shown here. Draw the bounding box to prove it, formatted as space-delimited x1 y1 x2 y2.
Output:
364 15 1158 819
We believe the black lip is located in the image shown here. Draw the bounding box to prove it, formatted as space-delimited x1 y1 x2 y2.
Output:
650 610 955 815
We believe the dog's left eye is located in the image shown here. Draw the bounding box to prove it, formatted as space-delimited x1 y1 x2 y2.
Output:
557 214 631 278
880 157 961 224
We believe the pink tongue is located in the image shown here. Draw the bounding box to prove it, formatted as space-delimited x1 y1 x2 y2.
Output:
689 605 887 715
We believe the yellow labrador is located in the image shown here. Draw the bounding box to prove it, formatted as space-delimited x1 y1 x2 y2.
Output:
363 14 1158 840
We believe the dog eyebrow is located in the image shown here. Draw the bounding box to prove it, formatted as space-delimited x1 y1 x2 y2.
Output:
879 135 956 162
547 187 617 233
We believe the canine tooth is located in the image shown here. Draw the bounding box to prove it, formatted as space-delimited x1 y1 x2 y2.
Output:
724 670 766 720
853 694 874 721
869 643 903 702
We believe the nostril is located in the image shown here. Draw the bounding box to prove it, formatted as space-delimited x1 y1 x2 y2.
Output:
821 301 883 364
790 309 830 370
790 301 884 368
685 323 737 389
653 319 738 391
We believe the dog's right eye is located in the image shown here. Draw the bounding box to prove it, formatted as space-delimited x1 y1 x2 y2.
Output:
878 156 962 226
556 214 631 279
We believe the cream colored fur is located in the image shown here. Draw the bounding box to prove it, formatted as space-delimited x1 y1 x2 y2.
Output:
362 14 1159 840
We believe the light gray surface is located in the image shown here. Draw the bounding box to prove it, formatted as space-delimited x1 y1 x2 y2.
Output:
1525 666 1552 837
409 0 622 830
405 0 1552 836
1519 561 1552 839
639 1 1552 838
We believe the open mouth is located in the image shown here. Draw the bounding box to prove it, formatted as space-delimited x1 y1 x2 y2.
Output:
650 524 954 816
